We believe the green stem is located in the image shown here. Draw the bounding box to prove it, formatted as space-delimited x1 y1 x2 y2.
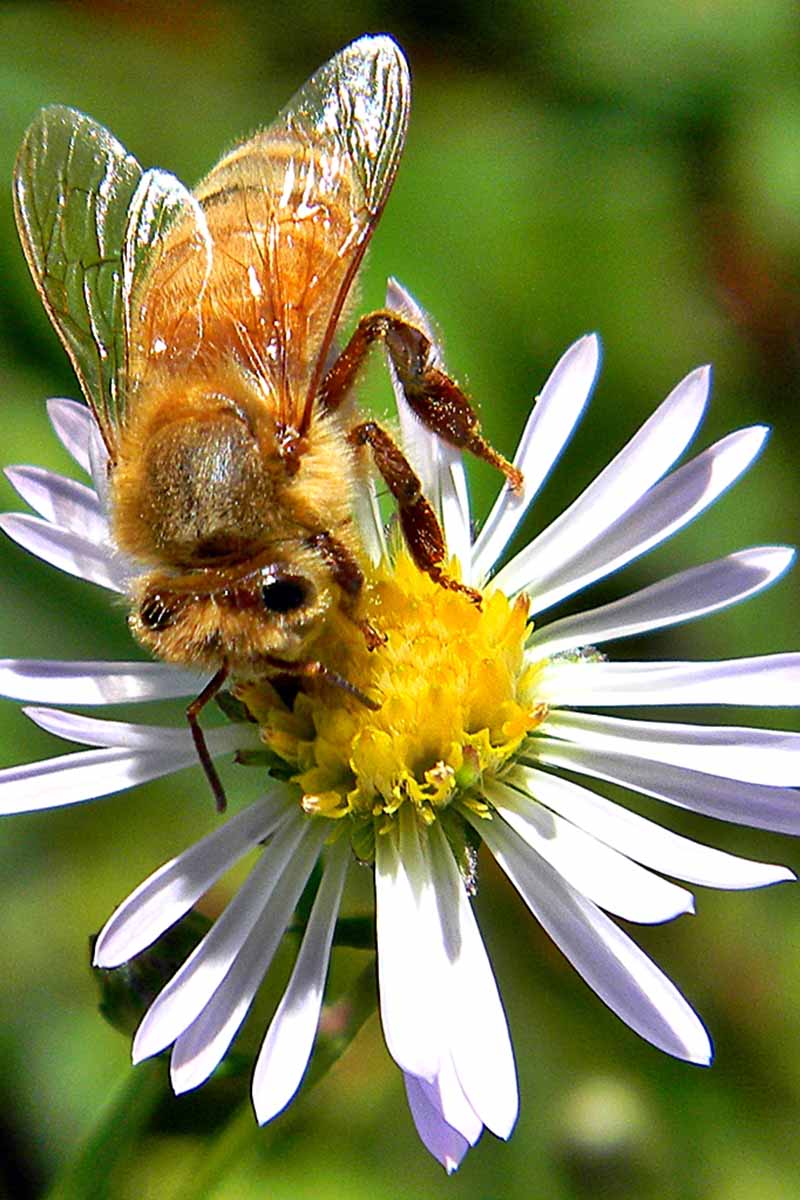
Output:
43 1061 164 1200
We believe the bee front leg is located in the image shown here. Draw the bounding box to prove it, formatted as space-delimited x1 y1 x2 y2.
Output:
305 530 385 648
348 421 481 605
187 664 230 812
320 310 522 493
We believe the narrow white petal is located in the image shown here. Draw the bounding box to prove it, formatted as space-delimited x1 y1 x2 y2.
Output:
88 416 111 506
418 1055 484 1147
540 710 800 786
47 397 93 474
509 425 768 614
252 836 350 1124
0 512 127 592
0 660 205 705
350 476 387 566
170 820 328 1093
375 809 444 1081
132 811 306 1062
538 652 800 708
533 738 800 834
94 794 293 967
5 466 108 541
427 824 518 1139
528 547 795 656
505 765 793 889
386 278 474 558
495 367 710 598
475 813 712 1064
404 1072 473 1174
486 780 695 920
22 706 253 756
0 744 199 813
471 334 600 580
386 277 448 515
440 458 472 577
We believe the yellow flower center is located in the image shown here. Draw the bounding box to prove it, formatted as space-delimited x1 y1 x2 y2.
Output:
236 552 547 858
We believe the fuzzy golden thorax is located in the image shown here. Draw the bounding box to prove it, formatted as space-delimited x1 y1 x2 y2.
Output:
111 362 365 671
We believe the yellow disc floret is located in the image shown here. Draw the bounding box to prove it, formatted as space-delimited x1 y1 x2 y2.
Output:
236 552 546 854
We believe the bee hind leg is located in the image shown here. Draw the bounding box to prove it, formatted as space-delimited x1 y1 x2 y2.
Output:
320 310 522 493
348 420 482 606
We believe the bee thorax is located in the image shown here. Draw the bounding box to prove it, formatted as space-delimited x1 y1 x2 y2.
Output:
116 414 277 566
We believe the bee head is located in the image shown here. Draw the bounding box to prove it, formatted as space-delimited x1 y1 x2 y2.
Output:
130 558 334 671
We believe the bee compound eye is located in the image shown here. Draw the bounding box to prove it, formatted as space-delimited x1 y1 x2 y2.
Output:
260 574 312 614
139 592 182 631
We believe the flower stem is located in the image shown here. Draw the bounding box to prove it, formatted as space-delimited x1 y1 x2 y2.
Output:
43 1061 164 1200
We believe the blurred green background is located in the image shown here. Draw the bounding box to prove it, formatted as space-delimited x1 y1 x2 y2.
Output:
1 1 800 1197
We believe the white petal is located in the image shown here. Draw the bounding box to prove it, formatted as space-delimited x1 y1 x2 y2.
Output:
4 466 108 541
475 813 712 1064
486 780 695 921
88 416 111 506
511 425 768 615
0 512 127 592
495 367 710 598
415 1055 484 1147
0 744 199 813
528 546 795 656
404 1072 473 1174
47 398 93 474
252 836 350 1124
132 811 306 1062
540 709 800 786
22 706 253 755
375 810 443 1081
538 652 800 708
471 334 600 580
533 738 800 834
0 659 205 705
505 764 793 889
440 458 472 577
386 278 472 556
94 794 293 967
427 823 518 1139
170 820 328 1093
350 476 387 566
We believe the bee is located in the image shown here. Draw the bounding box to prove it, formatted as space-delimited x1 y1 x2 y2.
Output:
12 34 522 809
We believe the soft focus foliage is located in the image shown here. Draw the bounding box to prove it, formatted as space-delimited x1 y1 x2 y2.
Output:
0 2 799 1197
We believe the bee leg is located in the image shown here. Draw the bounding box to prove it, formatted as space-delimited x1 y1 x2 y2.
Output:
187 664 230 812
320 311 522 493
348 421 482 606
264 655 381 711
305 530 385 648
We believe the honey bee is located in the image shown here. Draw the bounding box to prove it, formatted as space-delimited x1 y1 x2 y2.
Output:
13 35 522 808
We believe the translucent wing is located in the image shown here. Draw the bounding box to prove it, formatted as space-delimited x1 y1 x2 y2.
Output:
13 106 142 453
122 168 213 391
132 34 411 431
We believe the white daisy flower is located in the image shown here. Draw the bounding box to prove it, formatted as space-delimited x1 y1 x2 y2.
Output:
2 280 799 1174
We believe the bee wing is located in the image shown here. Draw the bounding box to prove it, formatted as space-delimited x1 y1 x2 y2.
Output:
122 168 213 393
13 105 143 454
193 34 411 429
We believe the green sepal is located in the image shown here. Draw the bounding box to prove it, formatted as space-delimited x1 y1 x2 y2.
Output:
234 747 297 781
350 819 376 863
215 690 255 723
